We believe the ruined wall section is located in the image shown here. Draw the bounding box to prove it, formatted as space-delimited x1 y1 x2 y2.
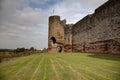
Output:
72 0 120 54
48 15 65 53
64 24 73 52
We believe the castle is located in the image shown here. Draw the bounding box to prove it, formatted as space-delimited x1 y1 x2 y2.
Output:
48 0 120 54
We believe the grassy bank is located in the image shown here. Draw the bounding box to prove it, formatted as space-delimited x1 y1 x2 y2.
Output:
0 53 120 80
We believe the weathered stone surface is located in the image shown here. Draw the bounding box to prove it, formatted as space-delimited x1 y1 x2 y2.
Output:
73 39 120 54
72 0 120 54
48 15 65 53
48 0 120 54
64 24 73 52
64 44 72 52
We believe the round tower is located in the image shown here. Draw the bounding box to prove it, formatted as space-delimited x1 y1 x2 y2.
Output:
48 15 65 53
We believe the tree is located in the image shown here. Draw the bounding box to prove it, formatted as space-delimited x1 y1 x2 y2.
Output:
30 47 34 51
14 47 25 53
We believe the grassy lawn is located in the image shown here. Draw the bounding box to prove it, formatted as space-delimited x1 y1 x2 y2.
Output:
0 53 120 80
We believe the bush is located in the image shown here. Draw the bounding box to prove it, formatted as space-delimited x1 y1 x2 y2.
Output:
14 48 25 53
0 53 11 62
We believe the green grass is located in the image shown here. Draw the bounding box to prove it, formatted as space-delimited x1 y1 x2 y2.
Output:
0 53 120 80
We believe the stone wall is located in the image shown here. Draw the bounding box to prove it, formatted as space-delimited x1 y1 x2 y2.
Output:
64 24 73 52
72 0 120 54
48 15 66 53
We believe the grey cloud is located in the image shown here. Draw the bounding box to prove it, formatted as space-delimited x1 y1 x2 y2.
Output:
30 0 50 5
0 0 108 49
0 0 48 49
49 0 108 23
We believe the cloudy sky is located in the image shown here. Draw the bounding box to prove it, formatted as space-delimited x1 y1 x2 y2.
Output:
0 0 108 49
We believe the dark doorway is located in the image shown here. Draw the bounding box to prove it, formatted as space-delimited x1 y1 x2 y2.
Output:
51 37 56 44
57 46 62 53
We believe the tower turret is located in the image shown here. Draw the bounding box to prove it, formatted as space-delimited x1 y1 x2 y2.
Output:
48 15 65 53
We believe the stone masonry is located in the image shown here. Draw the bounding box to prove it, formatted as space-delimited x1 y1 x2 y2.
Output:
48 0 120 54
48 16 66 53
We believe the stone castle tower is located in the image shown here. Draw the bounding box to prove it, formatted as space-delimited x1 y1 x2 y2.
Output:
48 16 66 53
48 0 120 54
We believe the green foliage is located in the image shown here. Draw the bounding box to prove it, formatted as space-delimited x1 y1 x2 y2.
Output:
0 47 41 62
41 48 48 53
0 53 120 80
0 53 4 62
14 48 25 53
30 47 34 51
0 53 11 62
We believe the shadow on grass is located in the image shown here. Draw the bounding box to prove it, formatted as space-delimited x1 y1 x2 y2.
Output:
87 54 120 62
